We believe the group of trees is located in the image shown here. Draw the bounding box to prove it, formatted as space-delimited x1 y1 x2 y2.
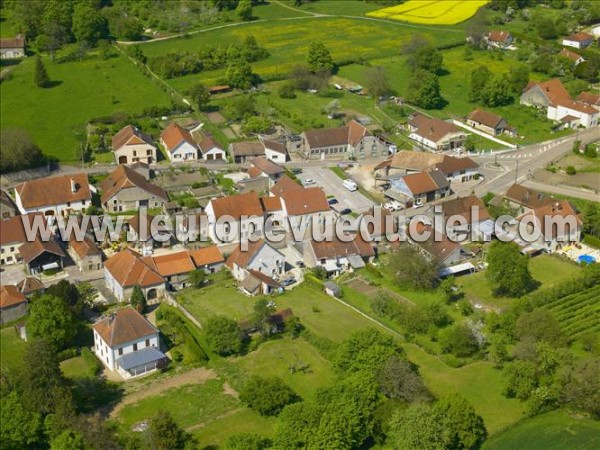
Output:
0 129 45 174
148 35 267 80
486 241 537 297
469 64 528 107
402 35 445 109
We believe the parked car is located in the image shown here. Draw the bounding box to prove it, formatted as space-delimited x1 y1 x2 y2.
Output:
383 201 403 211
281 278 297 287
342 179 358 191
290 168 302 174
328 198 339 205
339 208 352 215
302 178 316 186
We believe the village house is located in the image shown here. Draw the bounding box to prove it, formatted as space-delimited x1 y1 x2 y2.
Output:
516 199 582 251
127 212 175 254
104 248 166 301
0 35 26 59
407 114 466 152
14 173 93 218
101 165 169 213
160 123 199 162
504 183 555 215
520 78 599 128
577 92 600 111
413 233 462 268
189 246 225 274
485 30 514 49
19 237 66 275
562 32 594 49
15 277 45 297
358 207 398 242
270 175 331 228
93 307 167 379
112 125 157 165
559 48 585 66
205 191 265 243
261 138 289 163
141 250 196 290
299 120 387 160
434 155 480 184
198 136 226 161
0 285 28 325
386 170 450 207
303 234 375 276
226 239 285 295
437 195 494 241
248 156 285 184
1 190 18 219
466 109 515 137
68 234 103 272
229 141 265 164
0 214 45 266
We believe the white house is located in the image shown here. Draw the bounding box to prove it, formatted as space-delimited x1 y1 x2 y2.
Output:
198 136 226 161
0 36 26 59
205 191 265 243
226 239 285 295
160 123 199 162
562 32 594 49
303 234 375 276
407 114 466 152
547 99 599 128
261 138 289 163
14 173 93 218
93 307 167 379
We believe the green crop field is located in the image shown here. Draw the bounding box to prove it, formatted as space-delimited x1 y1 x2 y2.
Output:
0 51 172 163
139 15 464 92
483 410 600 450
543 285 600 339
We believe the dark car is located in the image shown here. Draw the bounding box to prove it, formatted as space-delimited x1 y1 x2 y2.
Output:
328 198 339 205
281 278 297 287
295 260 305 268
339 208 352 215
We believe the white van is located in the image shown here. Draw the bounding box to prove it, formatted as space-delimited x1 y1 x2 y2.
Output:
342 179 358 191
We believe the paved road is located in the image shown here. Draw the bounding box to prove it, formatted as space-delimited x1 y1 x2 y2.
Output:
521 180 600 202
298 167 376 213
472 127 600 197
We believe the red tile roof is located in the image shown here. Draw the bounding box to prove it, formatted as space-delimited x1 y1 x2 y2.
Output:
0 285 27 308
93 307 158 347
112 125 154 151
280 186 329 216
142 250 196 277
209 191 264 220
409 114 462 143
15 173 91 209
101 165 168 205
104 248 164 288
69 234 101 259
160 123 197 153
226 239 276 270
487 30 512 43
303 120 371 148
523 78 571 106
467 109 504 128
402 171 448 195
441 196 491 224
260 196 282 212
559 48 584 63
270 175 303 197
0 213 46 246
564 32 593 42
577 91 600 107
250 156 284 176
309 234 374 260
18 238 65 264
0 36 25 49
190 246 224 267
15 277 44 295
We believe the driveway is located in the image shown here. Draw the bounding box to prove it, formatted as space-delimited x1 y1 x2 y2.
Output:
298 167 376 214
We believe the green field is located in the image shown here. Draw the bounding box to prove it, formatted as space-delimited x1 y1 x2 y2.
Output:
139 15 464 91
461 255 581 310
482 410 600 450
0 51 171 162
192 408 276 446
543 285 600 339
0 326 27 373
405 343 526 435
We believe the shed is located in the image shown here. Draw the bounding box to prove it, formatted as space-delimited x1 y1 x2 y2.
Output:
324 281 342 298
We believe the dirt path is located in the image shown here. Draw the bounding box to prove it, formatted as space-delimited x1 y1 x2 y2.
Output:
109 367 218 419
185 408 245 432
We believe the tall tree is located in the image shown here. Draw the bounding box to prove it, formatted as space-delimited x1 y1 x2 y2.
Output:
149 410 190 450
334 328 403 375
307 41 334 74
27 295 75 351
0 129 44 174
253 298 275 336
72 3 107 46
130 285 146 312
377 355 431 402
407 45 443 73
34 56 50 88
0 391 43 449
364 65 391 99
239 376 299 416
225 60 256 89
481 73 513 107
486 241 536 297
469 66 491 102
389 243 439 289
235 0 253 21
508 64 530 94
205 315 244 355
187 83 210 111
405 70 443 109
50 430 86 450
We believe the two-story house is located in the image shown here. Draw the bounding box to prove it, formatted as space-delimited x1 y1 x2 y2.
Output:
160 123 199 161
407 114 466 152
205 191 265 243
101 165 168 213
226 239 285 295
93 307 167 379
14 173 93 218
104 248 166 301
387 170 450 207
68 234 103 272
303 234 375 276
112 125 157 165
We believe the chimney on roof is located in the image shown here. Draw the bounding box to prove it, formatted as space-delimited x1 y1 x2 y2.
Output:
70 177 77 193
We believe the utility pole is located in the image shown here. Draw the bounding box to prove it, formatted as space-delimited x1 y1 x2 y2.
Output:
514 159 519 184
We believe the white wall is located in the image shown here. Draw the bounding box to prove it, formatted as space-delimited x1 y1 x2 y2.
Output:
93 329 159 371
169 142 198 161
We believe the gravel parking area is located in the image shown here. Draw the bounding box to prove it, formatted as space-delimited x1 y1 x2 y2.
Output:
298 167 376 214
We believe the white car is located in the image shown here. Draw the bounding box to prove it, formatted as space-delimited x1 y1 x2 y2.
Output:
383 201 403 212
302 178 316 186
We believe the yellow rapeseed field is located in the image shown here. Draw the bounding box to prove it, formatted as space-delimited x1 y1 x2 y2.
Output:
367 0 489 25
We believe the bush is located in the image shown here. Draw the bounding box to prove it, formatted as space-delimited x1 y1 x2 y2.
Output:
239 376 299 416
278 83 296 99
81 347 103 375
57 347 79 362
565 165 577 175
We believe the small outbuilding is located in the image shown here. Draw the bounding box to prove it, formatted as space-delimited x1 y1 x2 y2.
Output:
324 281 342 298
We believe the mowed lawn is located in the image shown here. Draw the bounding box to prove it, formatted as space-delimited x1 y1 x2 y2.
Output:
460 255 581 310
0 52 171 162
404 343 526 435
221 338 336 399
0 326 27 373
482 410 600 450
178 277 375 342
192 408 276 447
140 16 464 91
